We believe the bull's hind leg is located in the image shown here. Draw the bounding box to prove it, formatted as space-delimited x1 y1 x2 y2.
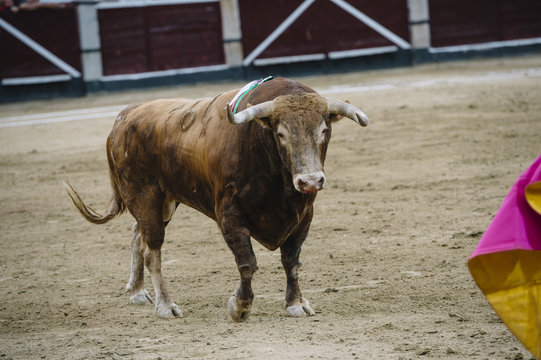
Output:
126 199 178 307
144 244 182 318
126 222 153 305
126 186 181 319
280 213 315 318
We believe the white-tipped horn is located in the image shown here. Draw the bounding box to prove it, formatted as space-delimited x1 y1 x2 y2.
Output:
326 98 369 127
226 100 275 125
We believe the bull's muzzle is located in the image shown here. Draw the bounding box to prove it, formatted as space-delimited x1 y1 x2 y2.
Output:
293 172 326 193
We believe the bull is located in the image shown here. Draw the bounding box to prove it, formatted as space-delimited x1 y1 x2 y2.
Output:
65 77 369 321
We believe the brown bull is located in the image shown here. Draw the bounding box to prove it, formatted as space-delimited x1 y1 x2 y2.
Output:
65 77 368 321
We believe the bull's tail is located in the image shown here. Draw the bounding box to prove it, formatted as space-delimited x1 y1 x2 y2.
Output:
64 177 126 225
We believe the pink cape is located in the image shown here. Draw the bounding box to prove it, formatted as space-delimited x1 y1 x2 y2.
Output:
469 154 541 358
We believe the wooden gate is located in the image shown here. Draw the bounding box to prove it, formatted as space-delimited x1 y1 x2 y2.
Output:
0 7 81 85
238 0 411 66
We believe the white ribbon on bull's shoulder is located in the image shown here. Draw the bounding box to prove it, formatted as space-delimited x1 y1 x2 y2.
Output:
226 96 369 126
229 76 275 115
229 80 258 112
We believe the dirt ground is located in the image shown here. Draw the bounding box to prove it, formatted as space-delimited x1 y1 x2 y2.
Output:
1 54 540 360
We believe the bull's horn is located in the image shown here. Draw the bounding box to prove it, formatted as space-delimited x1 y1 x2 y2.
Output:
227 101 275 125
326 98 369 127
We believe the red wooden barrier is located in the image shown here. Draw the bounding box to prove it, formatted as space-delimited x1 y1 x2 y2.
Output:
238 0 410 64
98 2 225 76
0 7 81 80
1 0 541 101
501 0 541 41
429 0 541 48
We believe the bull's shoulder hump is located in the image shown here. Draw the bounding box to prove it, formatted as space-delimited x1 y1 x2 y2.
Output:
240 77 317 108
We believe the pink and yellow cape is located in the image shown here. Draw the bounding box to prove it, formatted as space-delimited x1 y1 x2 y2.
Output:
469 154 541 358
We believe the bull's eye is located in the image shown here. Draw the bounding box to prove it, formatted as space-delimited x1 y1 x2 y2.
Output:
318 125 329 143
276 123 289 145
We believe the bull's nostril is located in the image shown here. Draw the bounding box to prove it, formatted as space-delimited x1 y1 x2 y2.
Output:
297 179 307 190
318 177 325 187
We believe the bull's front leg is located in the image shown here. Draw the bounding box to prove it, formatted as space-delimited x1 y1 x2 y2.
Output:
222 228 258 322
280 213 315 318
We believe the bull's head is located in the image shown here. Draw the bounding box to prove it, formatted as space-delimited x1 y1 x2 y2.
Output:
227 93 368 194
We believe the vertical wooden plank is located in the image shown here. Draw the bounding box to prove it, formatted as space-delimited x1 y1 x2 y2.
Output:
77 0 102 82
220 0 244 66
408 0 431 49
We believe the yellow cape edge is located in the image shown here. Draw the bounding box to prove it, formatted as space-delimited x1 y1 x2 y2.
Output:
469 250 541 359
525 181 541 216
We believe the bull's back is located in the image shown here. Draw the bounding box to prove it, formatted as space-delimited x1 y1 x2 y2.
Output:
107 92 238 218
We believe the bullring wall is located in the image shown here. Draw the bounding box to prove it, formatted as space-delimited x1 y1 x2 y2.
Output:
1 0 540 102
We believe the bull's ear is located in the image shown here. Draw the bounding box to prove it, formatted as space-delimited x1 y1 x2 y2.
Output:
256 117 273 129
326 97 369 127
245 104 274 128
329 114 344 123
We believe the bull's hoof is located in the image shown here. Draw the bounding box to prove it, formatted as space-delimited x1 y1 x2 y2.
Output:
286 298 315 318
228 295 252 322
129 288 154 305
156 302 183 319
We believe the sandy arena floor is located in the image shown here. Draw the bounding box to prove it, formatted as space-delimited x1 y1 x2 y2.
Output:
1 54 540 359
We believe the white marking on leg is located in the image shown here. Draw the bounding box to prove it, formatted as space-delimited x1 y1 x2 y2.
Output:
228 294 252 322
129 288 153 305
145 248 182 319
126 222 144 292
126 222 154 305
286 298 315 317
